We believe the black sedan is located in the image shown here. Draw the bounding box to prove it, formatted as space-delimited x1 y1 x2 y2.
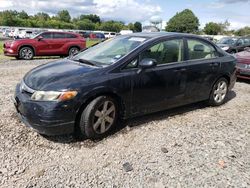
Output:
14 32 237 138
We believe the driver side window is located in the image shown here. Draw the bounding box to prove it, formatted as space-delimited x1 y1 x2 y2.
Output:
140 39 184 65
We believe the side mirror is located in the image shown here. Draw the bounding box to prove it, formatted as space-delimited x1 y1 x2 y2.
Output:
37 36 43 41
139 58 157 69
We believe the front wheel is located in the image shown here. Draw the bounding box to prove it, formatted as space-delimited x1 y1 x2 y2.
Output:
209 78 228 106
79 96 118 138
19 47 34 60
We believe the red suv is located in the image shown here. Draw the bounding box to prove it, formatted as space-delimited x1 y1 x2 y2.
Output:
3 31 86 60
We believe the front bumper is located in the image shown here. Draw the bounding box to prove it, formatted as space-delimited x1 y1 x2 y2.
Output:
13 84 76 136
4 48 18 56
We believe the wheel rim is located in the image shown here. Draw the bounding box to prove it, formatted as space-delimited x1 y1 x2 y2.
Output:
21 48 33 59
69 48 79 57
92 100 116 134
213 81 227 103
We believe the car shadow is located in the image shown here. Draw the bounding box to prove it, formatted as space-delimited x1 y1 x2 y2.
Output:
237 78 250 84
43 90 236 146
9 57 61 61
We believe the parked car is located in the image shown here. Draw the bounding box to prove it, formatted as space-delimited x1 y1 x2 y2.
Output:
94 32 105 40
104 32 116 39
13 33 236 138
18 30 35 39
235 47 250 80
3 31 86 59
217 37 250 53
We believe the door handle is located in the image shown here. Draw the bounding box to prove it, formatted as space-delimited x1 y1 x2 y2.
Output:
173 68 186 73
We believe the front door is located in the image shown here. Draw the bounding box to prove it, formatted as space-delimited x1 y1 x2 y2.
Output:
129 38 188 115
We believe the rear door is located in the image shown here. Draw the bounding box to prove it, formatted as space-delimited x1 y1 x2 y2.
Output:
184 38 221 103
50 32 67 54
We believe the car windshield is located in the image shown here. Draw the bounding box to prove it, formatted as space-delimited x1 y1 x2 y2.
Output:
218 38 237 45
73 36 147 66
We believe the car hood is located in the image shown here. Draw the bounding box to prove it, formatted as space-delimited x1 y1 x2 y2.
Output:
24 59 100 91
4 39 35 47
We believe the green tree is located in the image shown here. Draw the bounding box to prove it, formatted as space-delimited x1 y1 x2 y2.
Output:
34 12 50 21
235 27 250 36
165 9 199 33
134 22 142 32
128 23 134 31
99 21 124 32
0 10 19 26
79 14 100 23
76 19 95 30
204 22 222 35
18 10 29 19
57 10 71 23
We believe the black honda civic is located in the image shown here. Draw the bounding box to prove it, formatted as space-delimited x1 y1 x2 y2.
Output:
14 32 237 138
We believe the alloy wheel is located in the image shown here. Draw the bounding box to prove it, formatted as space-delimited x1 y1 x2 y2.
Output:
20 48 33 60
92 100 116 134
213 80 228 103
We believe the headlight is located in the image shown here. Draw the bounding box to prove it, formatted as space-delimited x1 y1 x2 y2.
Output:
221 46 229 51
31 91 77 101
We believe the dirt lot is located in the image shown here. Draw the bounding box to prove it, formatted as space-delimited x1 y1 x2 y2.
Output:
0 58 250 188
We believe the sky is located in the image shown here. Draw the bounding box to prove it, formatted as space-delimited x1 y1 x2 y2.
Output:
0 0 249 29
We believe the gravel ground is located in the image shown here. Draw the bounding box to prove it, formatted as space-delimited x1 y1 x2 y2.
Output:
0 58 250 188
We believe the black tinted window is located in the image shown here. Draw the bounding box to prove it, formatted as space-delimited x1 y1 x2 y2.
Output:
41 33 52 39
53 33 66 38
66 34 77 38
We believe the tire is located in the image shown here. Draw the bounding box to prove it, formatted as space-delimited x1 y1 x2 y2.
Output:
68 47 79 57
19 47 34 60
79 96 118 139
208 78 228 106
15 56 20 60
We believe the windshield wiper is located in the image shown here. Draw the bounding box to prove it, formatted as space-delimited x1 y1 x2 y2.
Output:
74 59 98 66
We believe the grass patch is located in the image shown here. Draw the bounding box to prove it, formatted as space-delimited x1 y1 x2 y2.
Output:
86 40 100 48
0 41 3 55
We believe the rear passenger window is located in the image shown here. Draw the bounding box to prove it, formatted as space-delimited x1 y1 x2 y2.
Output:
53 33 66 38
140 39 184 65
187 39 217 60
66 34 77 38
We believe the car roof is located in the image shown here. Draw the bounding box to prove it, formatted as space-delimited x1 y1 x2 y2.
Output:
124 32 198 39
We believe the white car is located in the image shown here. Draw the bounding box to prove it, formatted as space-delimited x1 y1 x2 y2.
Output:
104 32 116 39
18 30 35 39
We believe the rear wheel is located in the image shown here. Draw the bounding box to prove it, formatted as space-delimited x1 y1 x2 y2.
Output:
68 47 79 58
19 47 34 60
209 78 228 106
79 96 118 139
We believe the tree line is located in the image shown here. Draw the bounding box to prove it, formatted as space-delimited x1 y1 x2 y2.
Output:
0 9 249 36
165 9 250 36
0 10 142 33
